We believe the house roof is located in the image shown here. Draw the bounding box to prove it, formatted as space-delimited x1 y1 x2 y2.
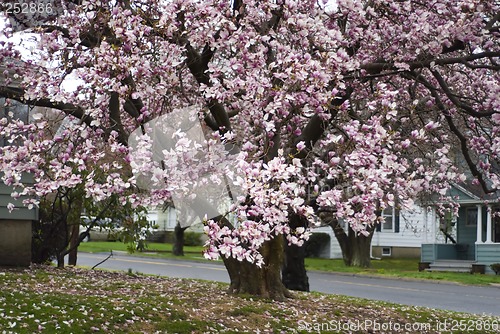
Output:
450 181 500 204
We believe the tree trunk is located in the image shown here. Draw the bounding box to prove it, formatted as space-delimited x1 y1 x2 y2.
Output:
68 223 80 266
282 242 309 291
67 192 84 266
55 217 69 268
222 236 292 301
282 214 309 291
56 252 65 268
328 218 375 268
344 227 374 267
172 223 187 256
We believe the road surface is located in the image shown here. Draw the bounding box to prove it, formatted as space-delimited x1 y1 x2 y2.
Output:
75 252 500 317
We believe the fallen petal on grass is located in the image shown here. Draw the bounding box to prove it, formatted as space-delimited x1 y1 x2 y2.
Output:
0 264 498 333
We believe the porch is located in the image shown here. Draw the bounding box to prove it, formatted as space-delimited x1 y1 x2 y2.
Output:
421 203 500 274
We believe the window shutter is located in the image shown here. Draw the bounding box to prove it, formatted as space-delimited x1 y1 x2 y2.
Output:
394 210 400 233
376 222 381 232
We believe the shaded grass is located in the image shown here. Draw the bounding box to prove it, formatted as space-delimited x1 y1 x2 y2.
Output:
1 265 498 333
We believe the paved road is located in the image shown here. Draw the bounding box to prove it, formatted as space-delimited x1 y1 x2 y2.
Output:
76 252 500 317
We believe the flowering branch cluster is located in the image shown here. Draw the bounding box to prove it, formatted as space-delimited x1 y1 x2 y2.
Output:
0 0 498 265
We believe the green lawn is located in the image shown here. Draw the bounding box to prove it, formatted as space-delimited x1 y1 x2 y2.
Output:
77 241 206 261
305 257 500 285
77 242 500 285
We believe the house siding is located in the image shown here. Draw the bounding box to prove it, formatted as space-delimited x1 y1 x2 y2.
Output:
0 174 37 266
0 174 39 221
313 206 427 259
371 207 426 258
477 244 500 274
421 244 435 262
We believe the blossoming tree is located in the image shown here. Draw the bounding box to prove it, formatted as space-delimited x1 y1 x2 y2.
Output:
0 0 498 299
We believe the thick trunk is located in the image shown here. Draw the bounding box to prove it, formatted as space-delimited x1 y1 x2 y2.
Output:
172 223 187 256
57 253 65 268
282 214 309 292
345 229 373 268
328 219 375 268
55 217 69 268
223 236 292 301
282 242 309 291
67 193 84 266
68 223 79 266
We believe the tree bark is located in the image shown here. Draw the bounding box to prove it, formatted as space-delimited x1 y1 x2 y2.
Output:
344 227 374 268
222 236 292 301
282 241 309 291
67 190 84 266
172 223 187 256
327 218 375 268
68 223 80 266
282 214 309 292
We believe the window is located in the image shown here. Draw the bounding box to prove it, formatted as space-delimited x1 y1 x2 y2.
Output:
465 208 478 226
380 207 400 232
382 247 392 256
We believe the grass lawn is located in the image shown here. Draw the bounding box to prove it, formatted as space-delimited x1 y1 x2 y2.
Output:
305 257 500 286
78 241 206 261
1 265 499 333
78 241 500 286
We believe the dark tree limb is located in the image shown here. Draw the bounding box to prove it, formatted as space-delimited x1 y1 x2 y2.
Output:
0 86 94 127
407 71 496 194
91 251 113 270
360 51 500 74
294 87 353 159
108 91 129 145
430 69 496 117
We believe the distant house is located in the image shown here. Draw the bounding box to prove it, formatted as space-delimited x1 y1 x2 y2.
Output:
0 97 39 266
311 206 429 259
421 183 500 274
145 206 205 233
145 206 178 231
312 182 500 275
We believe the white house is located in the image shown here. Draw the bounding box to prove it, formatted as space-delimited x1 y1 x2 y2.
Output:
310 204 448 260
145 206 205 233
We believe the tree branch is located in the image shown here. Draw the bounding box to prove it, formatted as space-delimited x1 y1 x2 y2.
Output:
360 51 500 74
0 85 95 127
407 72 495 194
294 87 353 159
108 92 128 145
430 69 496 117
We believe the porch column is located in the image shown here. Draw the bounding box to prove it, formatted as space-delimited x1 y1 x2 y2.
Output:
476 205 483 244
423 208 428 243
429 208 437 242
486 205 493 244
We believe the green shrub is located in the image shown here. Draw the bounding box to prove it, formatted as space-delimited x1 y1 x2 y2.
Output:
184 232 203 246
305 233 330 258
490 263 500 275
